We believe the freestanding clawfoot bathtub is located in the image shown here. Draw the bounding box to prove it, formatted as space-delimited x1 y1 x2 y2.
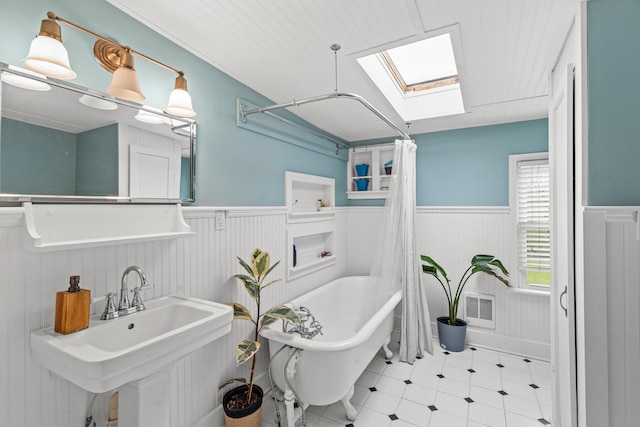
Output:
260 276 402 426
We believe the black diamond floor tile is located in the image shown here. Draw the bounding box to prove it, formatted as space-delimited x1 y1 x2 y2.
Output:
369 387 377 392
498 390 508 395
496 363 505 368
530 383 540 389
437 374 445 379
389 414 398 421
468 368 476 373
428 405 438 411
538 418 551 425
404 379 412 384
465 397 474 403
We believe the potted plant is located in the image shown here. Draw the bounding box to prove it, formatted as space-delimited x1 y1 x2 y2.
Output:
420 254 510 352
219 248 301 427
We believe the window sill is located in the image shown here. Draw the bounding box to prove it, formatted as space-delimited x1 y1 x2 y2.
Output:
507 287 550 297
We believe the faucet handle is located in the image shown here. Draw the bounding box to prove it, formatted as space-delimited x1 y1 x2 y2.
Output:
100 292 119 320
130 283 154 312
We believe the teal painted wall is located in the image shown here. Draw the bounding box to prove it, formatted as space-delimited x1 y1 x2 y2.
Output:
75 124 119 196
587 0 640 205
1 0 346 206
349 119 549 207
0 118 76 194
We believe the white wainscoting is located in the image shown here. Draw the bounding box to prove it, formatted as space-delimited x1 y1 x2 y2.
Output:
0 207 349 427
347 206 551 360
0 204 550 427
582 208 640 427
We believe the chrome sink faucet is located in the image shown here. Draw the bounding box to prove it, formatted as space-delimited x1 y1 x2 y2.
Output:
101 266 153 320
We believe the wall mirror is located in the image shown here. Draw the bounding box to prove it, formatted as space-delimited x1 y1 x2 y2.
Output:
0 62 195 203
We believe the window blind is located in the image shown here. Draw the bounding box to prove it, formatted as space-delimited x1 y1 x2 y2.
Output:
516 159 550 286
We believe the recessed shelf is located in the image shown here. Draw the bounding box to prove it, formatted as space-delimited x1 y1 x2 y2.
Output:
286 220 335 280
285 171 335 223
347 144 395 199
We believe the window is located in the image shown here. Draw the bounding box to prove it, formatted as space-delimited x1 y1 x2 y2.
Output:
356 30 466 121
510 153 550 289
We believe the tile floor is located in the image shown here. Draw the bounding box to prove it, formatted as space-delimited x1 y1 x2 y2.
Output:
261 344 552 427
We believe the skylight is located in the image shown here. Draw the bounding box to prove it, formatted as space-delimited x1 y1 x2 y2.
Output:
357 32 465 121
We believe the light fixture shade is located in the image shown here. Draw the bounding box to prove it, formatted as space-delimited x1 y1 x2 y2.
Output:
107 65 145 102
164 75 196 117
25 35 76 80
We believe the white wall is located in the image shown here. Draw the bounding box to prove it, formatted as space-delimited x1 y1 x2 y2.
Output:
0 204 550 427
348 206 551 359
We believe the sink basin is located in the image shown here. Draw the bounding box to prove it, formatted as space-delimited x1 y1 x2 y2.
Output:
30 295 233 393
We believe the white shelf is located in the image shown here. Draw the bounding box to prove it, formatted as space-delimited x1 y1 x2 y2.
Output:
286 220 335 280
22 203 194 251
347 144 395 199
285 171 335 223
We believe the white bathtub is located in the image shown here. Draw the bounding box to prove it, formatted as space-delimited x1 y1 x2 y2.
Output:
260 276 401 423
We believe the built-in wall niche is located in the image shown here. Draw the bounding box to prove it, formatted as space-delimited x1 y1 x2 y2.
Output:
285 171 335 223
347 144 395 199
287 222 336 280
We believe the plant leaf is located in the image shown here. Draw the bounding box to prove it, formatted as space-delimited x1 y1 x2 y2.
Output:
236 257 256 279
227 303 254 322
234 276 260 299
259 305 301 329
218 378 247 389
260 278 282 290
261 259 281 281
236 338 260 365
489 259 510 276
471 254 494 266
473 265 510 287
420 255 450 283
251 249 270 277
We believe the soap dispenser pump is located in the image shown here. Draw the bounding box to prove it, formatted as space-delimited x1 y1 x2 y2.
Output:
54 275 91 334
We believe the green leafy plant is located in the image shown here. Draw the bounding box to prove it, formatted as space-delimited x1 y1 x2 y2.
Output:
421 254 510 326
219 248 300 409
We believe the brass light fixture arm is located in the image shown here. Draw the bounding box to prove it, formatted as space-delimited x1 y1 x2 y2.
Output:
46 11 184 77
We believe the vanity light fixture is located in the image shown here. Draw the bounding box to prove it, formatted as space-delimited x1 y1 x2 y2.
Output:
1 65 51 91
25 11 196 117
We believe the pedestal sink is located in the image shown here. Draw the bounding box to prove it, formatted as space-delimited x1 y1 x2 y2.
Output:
30 295 233 426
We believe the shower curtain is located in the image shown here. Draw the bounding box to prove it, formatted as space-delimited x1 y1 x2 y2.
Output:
370 139 433 363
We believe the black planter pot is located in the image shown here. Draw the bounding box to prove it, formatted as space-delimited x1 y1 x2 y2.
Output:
222 384 263 427
436 316 467 352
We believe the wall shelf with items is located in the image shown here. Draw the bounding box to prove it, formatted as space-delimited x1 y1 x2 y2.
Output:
286 222 336 280
285 171 335 223
347 144 395 199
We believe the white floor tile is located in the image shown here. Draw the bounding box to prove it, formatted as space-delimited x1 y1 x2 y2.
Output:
395 399 432 426
433 391 469 418
503 394 543 419
352 407 392 427
402 383 438 406
436 377 469 398
470 371 503 391
499 354 532 372
278 347 555 427
469 385 505 409
356 370 381 388
500 366 532 384
376 375 408 397
505 411 547 427
428 409 468 427
364 390 401 415
501 378 539 401
468 402 507 427
441 364 472 383
384 361 415 380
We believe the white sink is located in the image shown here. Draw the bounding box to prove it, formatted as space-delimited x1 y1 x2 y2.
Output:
30 295 233 393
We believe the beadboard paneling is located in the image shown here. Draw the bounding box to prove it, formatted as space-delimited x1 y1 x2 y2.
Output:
0 207 348 427
347 207 551 356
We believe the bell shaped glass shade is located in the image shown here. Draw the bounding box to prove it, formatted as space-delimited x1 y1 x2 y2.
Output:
107 66 145 102
164 88 196 117
25 35 76 80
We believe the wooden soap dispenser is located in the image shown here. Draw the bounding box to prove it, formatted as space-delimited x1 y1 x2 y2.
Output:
55 275 91 334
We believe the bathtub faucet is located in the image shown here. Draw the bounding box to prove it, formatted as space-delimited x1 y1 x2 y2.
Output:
286 306 323 339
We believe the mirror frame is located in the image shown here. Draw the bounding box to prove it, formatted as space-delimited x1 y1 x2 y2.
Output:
0 62 196 204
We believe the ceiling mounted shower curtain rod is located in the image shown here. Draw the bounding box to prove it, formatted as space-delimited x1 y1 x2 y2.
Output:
240 92 411 143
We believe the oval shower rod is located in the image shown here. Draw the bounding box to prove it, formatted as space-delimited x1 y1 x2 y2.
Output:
240 92 411 141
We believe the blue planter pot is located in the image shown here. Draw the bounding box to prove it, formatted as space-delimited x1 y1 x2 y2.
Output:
436 316 467 352
355 163 369 176
355 179 369 191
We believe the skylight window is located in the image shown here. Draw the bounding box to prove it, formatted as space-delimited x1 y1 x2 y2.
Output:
357 31 465 121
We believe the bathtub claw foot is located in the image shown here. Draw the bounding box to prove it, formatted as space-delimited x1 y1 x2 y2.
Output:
382 335 393 359
341 385 357 421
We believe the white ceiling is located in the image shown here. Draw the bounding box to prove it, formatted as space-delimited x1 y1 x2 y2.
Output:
107 0 579 143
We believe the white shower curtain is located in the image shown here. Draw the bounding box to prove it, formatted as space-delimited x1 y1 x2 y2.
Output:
370 139 433 363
